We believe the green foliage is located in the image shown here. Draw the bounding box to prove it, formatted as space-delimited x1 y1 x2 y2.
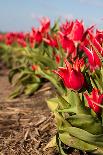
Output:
47 90 103 154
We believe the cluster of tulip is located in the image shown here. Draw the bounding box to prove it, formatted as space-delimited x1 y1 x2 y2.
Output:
47 21 103 154
1 17 103 154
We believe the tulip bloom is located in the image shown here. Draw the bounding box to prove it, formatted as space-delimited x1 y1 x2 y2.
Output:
84 89 103 113
43 34 58 48
58 32 76 58
17 38 27 47
39 17 50 33
53 59 84 91
60 20 84 41
70 20 84 41
88 30 103 56
95 30 103 46
60 20 73 35
29 27 43 48
81 45 101 71
0 34 4 42
55 54 60 64
31 65 38 71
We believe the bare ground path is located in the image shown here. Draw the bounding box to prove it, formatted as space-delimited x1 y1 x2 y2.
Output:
0 70 58 155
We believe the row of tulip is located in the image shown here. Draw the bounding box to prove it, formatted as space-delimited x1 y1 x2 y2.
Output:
0 17 103 154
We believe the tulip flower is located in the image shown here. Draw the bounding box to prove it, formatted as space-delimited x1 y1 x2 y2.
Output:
0 34 4 42
17 38 27 47
43 34 58 48
58 32 76 58
95 30 103 46
88 30 103 56
39 17 50 33
60 20 84 41
81 45 101 71
73 57 85 71
17 32 26 40
55 54 60 64
70 20 84 41
31 65 38 71
53 59 84 91
29 27 43 47
60 20 73 35
5 32 15 45
84 88 103 113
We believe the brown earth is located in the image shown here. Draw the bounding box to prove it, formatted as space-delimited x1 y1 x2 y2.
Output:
0 68 90 155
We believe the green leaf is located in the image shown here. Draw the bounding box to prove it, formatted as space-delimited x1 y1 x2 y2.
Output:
24 83 40 96
64 91 88 114
47 98 59 111
43 136 56 151
67 114 103 135
9 86 24 98
55 112 71 129
8 66 24 83
56 133 67 155
57 95 71 109
59 132 97 152
32 53 57 69
61 127 103 147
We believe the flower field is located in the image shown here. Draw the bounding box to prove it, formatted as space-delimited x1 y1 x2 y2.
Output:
0 17 103 155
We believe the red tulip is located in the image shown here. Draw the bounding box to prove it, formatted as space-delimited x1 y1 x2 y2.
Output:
73 57 85 71
58 32 76 58
55 54 60 64
84 88 103 113
43 34 58 48
53 59 84 91
81 45 101 71
60 20 84 41
95 30 103 46
17 38 27 47
17 32 25 40
60 20 73 35
88 30 103 56
70 20 84 41
31 65 38 71
5 32 15 45
29 27 43 48
39 17 50 33
0 34 4 42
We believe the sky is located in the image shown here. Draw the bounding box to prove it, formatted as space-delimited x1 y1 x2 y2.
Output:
0 0 103 32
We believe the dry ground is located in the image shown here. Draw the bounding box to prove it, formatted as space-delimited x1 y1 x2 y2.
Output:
0 68 90 155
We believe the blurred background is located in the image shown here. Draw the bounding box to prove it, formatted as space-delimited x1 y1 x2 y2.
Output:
0 0 103 31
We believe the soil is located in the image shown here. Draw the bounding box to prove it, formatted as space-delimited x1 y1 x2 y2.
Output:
0 68 90 155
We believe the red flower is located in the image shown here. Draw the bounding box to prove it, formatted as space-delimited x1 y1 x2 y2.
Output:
55 54 60 64
17 32 26 40
88 30 103 56
60 20 84 41
5 32 15 45
0 34 4 42
43 34 58 48
73 57 85 71
29 27 43 48
81 45 101 71
39 17 50 33
58 32 76 58
17 38 27 47
60 20 73 35
31 65 38 71
84 88 103 113
95 29 103 46
53 59 84 91
70 20 84 41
